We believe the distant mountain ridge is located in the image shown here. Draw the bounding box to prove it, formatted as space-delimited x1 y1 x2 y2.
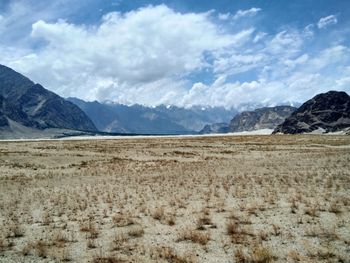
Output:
229 106 297 132
2 65 347 138
273 91 350 134
199 123 230 134
67 97 237 134
199 106 296 134
0 64 97 135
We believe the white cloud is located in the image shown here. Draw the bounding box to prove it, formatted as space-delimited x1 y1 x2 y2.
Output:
182 56 350 109
308 45 348 70
267 30 303 56
233 7 261 20
317 15 337 29
212 29 306 77
0 1 60 44
218 13 230 21
0 0 109 45
303 24 314 38
284 54 309 68
1 4 349 109
213 52 266 75
3 5 238 102
253 32 267 43
187 35 350 109
336 76 350 88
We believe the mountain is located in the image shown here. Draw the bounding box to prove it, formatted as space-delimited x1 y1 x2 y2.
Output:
155 105 237 132
199 123 230 134
229 106 296 132
273 91 350 134
0 64 97 136
66 98 189 134
0 96 9 127
67 97 237 134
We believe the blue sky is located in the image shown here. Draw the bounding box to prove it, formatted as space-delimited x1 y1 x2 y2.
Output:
0 0 350 108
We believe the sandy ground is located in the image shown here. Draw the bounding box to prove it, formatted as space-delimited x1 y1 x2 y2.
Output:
0 135 349 262
0 129 274 142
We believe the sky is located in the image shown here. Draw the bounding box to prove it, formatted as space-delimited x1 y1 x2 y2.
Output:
0 0 350 109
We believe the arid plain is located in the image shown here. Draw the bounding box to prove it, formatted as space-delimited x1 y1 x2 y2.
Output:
0 135 349 263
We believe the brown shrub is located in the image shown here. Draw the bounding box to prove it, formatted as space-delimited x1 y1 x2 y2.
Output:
178 229 210 245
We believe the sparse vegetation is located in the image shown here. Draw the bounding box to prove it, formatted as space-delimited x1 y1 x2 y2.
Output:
152 206 165 221
127 225 145 238
250 244 274 263
178 228 210 245
0 135 349 262
151 246 196 263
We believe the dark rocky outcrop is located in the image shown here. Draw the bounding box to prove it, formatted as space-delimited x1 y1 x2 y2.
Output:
273 91 350 134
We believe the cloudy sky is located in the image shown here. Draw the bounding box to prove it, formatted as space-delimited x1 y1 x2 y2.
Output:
1 0 350 108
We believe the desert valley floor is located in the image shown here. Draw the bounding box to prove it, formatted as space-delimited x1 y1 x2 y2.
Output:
0 135 349 262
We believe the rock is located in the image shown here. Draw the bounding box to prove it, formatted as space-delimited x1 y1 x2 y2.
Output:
273 91 350 134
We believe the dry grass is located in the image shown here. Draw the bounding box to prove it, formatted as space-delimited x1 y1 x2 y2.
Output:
32 241 48 258
151 246 197 263
127 225 145 238
0 135 349 262
152 207 165 221
250 244 274 262
177 228 210 245
112 213 134 227
92 256 124 263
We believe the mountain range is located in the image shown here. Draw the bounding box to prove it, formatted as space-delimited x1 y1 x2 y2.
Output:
200 106 296 134
67 97 236 134
199 91 350 135
1 64 349 138
229 106 296 132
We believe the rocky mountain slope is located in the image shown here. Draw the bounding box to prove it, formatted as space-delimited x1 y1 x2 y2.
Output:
273 91 350 134
0 64 97 135
199 123 230 134
229 106 296 132
68 97 236 134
